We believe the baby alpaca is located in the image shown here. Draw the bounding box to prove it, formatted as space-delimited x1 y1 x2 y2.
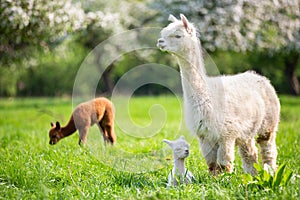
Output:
163 136 195 187
48 97 116 145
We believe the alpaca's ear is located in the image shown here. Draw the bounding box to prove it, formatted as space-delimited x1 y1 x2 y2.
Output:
163 139 173 147
180 135 185 140
55 121 61 130
168 14 177 22
50 122 54 127
180 14 190 32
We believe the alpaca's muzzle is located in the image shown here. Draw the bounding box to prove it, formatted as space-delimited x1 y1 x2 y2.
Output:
157 38 166 50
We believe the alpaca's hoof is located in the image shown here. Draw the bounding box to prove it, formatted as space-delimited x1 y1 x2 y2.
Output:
208 163 233 176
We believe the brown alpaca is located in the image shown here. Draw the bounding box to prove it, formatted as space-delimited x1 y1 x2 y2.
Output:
48 97 116 145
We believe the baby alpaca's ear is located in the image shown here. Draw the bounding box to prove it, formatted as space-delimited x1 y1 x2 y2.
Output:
163 139 173 147
55 121 61 130
180 135 185 140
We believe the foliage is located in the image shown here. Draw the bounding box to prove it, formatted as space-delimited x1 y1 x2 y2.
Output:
18 39 87 96
0 0 119 54
0 0 299 96
0 0 124 96
0 66 22 97
243 163 293 191
211 51 295 93
151 0 300 95
0 96 299 199
151 0 300 53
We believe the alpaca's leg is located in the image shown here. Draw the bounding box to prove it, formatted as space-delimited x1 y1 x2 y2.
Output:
99 123 116 144
96 123 105 139
78 127 89 145
217 140 235 173
257 131 277 171
99 111 116 144
238 139 258 175
198 138 218 175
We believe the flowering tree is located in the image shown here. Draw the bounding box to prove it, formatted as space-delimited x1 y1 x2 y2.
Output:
0 0 121 96
0 0 120 57
0 0 155 96
152 0 300 94
76 0 156 95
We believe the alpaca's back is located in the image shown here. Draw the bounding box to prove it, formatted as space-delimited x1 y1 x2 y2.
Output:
208 71 280 140
73 98 114 129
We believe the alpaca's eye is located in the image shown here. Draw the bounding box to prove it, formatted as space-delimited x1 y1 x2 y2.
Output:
175 35 181 38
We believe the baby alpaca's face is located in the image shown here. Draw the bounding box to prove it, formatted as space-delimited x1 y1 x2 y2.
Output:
49 122 62 145
163 136 190 159
173 140 190 159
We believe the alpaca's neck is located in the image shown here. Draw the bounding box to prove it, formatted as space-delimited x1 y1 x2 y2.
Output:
177 38 209 98
173 158 186 175
176 38 212 134
60 116 77 138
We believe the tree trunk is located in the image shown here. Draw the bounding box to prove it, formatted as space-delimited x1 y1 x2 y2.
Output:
102 64 116 96
284 53 299 95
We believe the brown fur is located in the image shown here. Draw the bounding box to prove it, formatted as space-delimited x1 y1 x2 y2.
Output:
48 97 116 145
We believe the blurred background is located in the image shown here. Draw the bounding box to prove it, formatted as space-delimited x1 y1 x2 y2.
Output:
0 0 299 97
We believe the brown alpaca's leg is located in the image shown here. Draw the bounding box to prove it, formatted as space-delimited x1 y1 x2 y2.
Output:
78 127 89 145
97 122 109 142
99 111 116 144
100 124 116 144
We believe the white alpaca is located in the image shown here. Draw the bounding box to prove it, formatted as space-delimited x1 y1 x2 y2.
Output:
163 135 195 187
157 14 280 175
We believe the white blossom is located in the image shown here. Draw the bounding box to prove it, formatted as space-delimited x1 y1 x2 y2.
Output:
152 0 300 52
0 0 120 45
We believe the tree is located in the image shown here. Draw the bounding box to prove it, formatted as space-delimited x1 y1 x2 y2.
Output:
75 0 157 96
1 0 84 57
0 0 120 96
0 0 131 58
0 0 157 96
151 0 300 94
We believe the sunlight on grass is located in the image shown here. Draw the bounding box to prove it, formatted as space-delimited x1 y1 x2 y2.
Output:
0 96 299 199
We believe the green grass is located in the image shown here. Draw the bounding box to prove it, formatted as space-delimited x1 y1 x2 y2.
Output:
0 96 299 199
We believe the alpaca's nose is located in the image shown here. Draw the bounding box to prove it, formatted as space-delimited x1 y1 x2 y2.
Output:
157 38 166 49
185 149 189 154
49 140 56 145
158 38 165 43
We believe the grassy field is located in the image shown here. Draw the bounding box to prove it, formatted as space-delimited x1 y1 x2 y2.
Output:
0 96 299 199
